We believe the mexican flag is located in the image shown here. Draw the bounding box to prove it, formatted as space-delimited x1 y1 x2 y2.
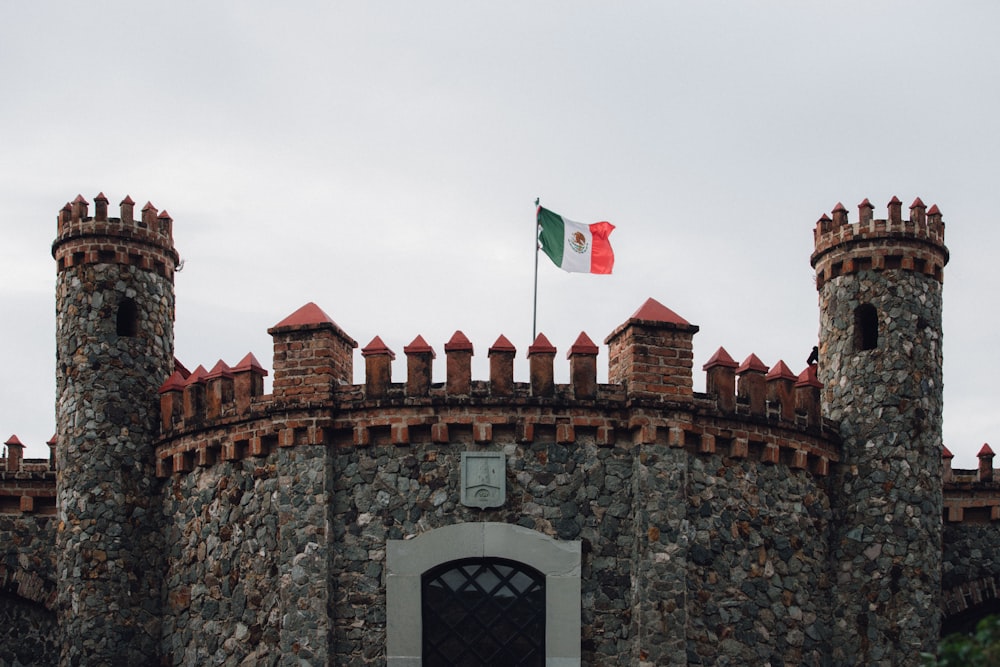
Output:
536 206 615 274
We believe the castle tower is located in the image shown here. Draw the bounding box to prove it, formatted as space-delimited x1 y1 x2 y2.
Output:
52 194 178 664
812 197 948 665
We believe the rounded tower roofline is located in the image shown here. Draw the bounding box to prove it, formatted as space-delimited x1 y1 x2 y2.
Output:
51 194 179 281
810 196 948 290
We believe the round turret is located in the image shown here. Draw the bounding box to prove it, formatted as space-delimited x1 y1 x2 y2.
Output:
814 197 947 665
52 193 178 664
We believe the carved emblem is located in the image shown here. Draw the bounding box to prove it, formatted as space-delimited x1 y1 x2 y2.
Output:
460 452 506 508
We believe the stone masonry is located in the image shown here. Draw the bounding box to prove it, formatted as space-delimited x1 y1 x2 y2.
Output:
2 193 1000 666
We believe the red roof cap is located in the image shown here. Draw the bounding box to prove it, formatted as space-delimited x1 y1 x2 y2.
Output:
204 360 233 380
736 353 768 375
361 336 396 359
444 331 474 353
403 335 435 356
765 359 797 381
488 334 516 356
568 332 599 357
232 352 267 375
794 364 822 388
629 297 690 326
158 370 188 394
528 333 556 356
272 302 337 329
979 443 994 457
185 365 209 386
703 346 738 371
4 434 24 447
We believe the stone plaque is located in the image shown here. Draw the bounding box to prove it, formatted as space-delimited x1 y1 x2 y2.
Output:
460 451 505 508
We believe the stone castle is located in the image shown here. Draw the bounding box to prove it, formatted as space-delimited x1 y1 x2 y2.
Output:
1 192 1000 666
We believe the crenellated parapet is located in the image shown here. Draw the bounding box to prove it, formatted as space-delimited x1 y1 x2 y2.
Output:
701 348 825 429
811 196 949 289
0 435 57 515
943 444 1000 523
159 353 270 437
155 298 841 481
51 193 180 281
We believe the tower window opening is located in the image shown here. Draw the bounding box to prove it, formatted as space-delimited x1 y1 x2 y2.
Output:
117 298 139 337
854 304 878 352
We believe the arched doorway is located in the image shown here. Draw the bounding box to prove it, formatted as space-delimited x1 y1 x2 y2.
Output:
422 557 545 666
386 522 581 665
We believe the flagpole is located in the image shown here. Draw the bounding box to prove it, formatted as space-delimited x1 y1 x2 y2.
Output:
533 197 540 341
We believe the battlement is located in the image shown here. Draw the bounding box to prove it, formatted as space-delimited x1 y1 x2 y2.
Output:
942 444 1000 523
51 193 180 280
811 196 949 289
0 435 57 515
155 298 839 479
29 188 989 663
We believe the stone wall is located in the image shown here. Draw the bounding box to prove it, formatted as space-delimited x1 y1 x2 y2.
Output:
55 258 173 665
684 452 833 666
821 268 945 665
0 594 58 666
0 514 58 666
330 436 637 664
271 436 832 663
159 444 333 666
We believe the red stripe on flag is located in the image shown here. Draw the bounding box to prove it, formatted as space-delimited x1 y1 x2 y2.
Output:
589 222 615 274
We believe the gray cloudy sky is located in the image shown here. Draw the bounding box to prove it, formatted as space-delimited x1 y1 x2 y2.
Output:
2 3 998 466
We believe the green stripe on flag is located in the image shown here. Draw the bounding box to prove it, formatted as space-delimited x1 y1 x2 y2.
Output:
537 206 565 268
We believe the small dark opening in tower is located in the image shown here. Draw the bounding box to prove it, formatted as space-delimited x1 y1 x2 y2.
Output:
854 304 878 351
117 298 139 337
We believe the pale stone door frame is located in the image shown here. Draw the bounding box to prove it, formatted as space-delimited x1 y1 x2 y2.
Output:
386 522 581 666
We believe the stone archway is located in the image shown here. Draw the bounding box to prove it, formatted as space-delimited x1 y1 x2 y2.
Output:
941 576 1000 636
386 522 581 665
0 566 58 666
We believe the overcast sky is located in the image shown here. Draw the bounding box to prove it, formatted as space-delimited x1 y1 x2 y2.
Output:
2 3 998 467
